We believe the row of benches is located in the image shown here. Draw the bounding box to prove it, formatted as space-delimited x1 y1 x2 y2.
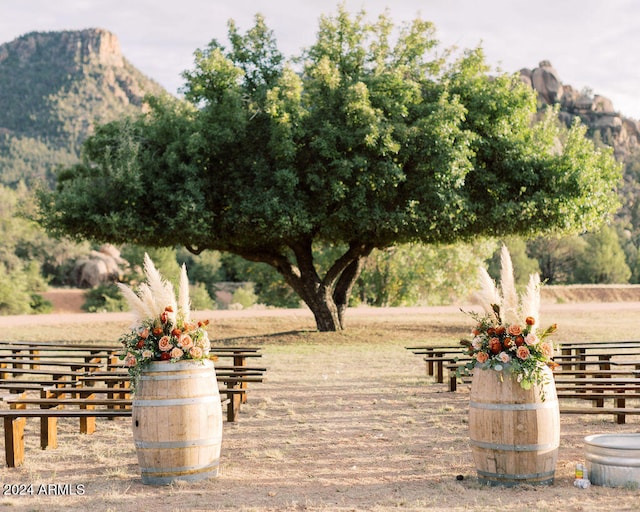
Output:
0 341 265 467
407 339 640 424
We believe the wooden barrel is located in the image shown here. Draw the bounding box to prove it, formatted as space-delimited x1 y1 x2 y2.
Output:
469 366 559 486
132 359 223 485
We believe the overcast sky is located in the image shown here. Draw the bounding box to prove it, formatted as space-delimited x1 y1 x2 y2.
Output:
2 0 639 119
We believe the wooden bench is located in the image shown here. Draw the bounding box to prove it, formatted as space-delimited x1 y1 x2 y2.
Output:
2 408 131 467
0 342 266 422
1 395 231 468
406 345 467 384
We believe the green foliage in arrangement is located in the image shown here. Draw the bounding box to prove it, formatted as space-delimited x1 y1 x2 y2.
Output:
37 6 622 330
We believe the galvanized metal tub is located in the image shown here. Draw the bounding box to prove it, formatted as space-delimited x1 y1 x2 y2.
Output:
585 433 640 488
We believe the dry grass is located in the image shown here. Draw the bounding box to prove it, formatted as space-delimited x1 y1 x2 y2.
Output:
1 303 640 511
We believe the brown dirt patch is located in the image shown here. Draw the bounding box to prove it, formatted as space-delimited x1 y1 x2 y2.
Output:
41 289 86 313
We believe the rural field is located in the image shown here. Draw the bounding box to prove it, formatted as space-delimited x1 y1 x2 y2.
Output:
1 298 640 511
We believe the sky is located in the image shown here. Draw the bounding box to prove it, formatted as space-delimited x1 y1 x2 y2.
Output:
2 0 640 119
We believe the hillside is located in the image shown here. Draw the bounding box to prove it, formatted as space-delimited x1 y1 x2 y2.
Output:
0 29 165 187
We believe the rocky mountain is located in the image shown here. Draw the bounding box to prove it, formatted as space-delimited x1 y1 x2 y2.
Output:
0 29 165 187
521 60 640 161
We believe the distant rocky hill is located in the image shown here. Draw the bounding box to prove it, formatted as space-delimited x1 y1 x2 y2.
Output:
0 29 165 187
521 60 639 161
0 33 636 190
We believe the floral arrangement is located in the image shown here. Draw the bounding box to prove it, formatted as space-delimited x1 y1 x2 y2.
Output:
118 254 211 390
459 246 557 394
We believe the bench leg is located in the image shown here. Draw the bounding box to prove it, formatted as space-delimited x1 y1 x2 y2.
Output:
4 416 26 467
616 397 626 425
41 415 57 449
80 404 96 434
449 372 458 392
226 388 241 423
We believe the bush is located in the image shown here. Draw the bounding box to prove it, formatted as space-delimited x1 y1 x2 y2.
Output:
82 283 127 313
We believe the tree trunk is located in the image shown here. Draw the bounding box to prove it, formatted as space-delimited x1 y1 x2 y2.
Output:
288 241 373 331
239 240 373 332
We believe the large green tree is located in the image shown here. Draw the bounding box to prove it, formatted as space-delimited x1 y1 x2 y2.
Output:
38 7 621 330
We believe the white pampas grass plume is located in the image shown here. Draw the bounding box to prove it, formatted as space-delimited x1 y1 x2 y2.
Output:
521 273 541 332
143 253 176 316
117 282 148 328
136 283 157 320
475 266 501 315
500 245 519 325
178 263 191 323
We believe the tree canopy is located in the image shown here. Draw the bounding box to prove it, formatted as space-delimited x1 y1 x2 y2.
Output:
38 7 622 330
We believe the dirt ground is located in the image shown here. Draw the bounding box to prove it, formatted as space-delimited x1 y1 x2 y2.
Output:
1 301 640 511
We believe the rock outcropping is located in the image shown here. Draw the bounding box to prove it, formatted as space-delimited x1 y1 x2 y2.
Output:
520 60 640 160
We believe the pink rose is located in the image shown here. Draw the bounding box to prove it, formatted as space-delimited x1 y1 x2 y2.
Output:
540 341 554 358
525 333 538 346
170 347 184 359
179 334 194 350
507 324 522 336
158 336 173 352
189 346 203 359
499 351 511 364
516 346 530 360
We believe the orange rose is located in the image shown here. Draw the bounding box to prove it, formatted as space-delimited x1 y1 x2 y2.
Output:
525 316 536 326
153 327 163 336
495 326 506 335
489 337 502 354
476 352 489 363
515 335 525 347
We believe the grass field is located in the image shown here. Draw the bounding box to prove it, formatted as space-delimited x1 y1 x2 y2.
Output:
1 303 640 511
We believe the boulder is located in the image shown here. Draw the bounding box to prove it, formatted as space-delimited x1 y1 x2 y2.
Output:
530 60 563 105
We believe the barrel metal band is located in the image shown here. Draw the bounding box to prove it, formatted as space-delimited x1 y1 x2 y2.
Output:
477 468 556 480
139 374 215 382
470 439 557 451
141 459 220 475
469 400 558 411
135 437 221 449
133 396 219 407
